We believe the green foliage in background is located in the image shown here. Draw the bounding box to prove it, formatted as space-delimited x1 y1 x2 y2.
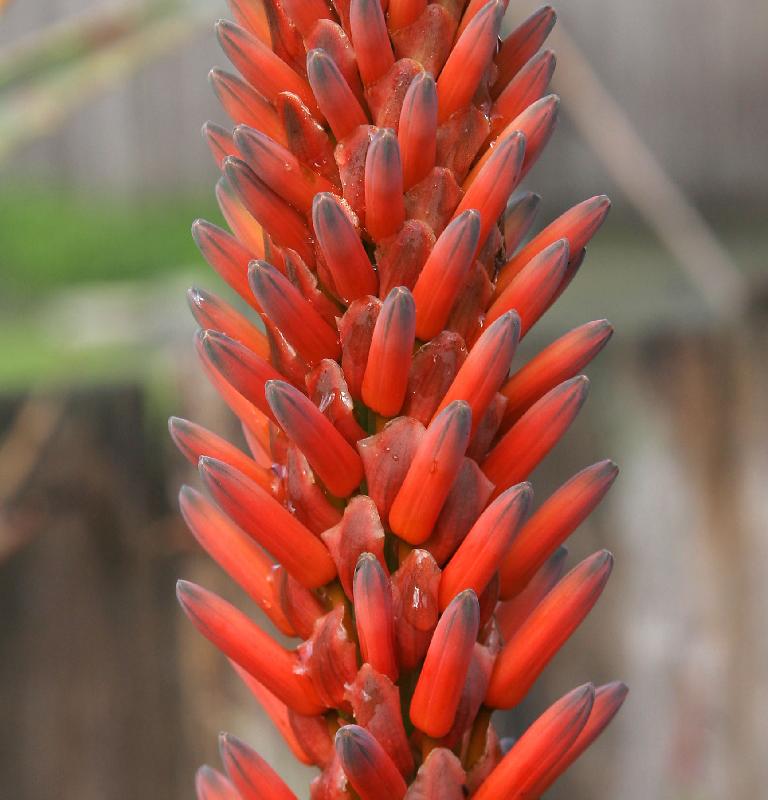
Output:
0 184 218 301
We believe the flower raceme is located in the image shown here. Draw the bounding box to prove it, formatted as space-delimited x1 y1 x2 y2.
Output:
176 1 627 797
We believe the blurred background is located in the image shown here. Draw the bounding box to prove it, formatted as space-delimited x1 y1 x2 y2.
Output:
0 0 766 798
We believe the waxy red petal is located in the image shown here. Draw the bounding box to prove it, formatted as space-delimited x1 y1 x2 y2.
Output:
486 551 613 708
335 725 407 800
322 497 387 598
176 581 324 714
389 400 472 544
391 549 441 669
339 296 381 400
203 120 237 166
298 606 359 710
288 710 335 768
280 0 335 39
357 417 425 520
403 747 465 800
345 665 413 776
410 589 480 738
215 176 267 259
306 359 367 445
199 456 337 587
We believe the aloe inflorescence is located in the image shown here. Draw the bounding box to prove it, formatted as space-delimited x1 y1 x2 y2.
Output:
172 1 627 797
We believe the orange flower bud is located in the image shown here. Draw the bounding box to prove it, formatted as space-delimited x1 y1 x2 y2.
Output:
176 581 324 715
312 193 379 302
216 20 320 119
436 1 505 123
432 311 520 431
398 71 438 189
412 210 481 340
191 219 258 309
495 194 611 297
199 456 337 588
249 261 340 367
500 460 618 598
502 191 541 255
452 132 526 256
439 482 533 610
349 0 395 86
364 129 405 241
473 683 594 799
361 287 416 417
232 663 314 766
225 157 315 265
219 732 298 800
335 725 407 800
266 381 362 495
187 287 268 358
410 590 480 738
307 49 369 141
389 401 472 544
486 239 569 330
339 296 381 399
209 68 285 144
482 376 590 496
353 555 398 681
492 5 557 97
500 319 613 427
529 681 629 795
234 126 335 213
496 547 568 642
486 551 613 708
196 765 239 800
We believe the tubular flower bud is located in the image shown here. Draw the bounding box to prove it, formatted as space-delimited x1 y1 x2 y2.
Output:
173 0 626 793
